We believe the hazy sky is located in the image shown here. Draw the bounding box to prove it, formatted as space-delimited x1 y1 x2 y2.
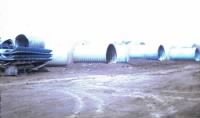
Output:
1 0 200 46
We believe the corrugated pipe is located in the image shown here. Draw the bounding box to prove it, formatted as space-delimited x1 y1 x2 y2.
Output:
114 44 130 63
73 42 117 63
13 34 75 66
168 47 200 61
46 46 72 66
1 39 14 49
128 44 166 61
15 34 45 48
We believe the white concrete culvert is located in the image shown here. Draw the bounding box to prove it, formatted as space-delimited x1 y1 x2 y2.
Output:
72 42 117 63
114 43 130 63
168 47 200 62
128 43 166 61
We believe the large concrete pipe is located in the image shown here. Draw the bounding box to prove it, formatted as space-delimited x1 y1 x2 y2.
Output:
46 46 72 66
73 42 117 63
128 44 166 61
168 47 200 61
114 44 129 63
15 34 45 48
43 40 76 66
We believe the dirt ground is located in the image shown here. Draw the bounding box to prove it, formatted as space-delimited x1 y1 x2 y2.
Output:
0 60 200 118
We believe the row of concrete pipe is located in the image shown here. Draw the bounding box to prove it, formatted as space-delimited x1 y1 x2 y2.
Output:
1 34 200 66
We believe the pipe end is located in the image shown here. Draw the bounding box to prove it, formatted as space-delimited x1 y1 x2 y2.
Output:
15 34 29 47
1 39 14 49
158 45 166 61
195 48 200 61
106 44 117 63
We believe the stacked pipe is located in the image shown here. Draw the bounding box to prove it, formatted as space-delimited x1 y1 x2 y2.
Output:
0 34 52 76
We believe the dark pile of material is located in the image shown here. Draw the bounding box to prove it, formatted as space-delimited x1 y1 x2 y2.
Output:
0 39 52 76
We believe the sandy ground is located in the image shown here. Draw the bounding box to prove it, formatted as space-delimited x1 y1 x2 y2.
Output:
0 60 200 118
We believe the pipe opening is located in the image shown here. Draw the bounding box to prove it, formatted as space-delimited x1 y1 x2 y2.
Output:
106 44 117 63
15 34 29 47
1 39 14 49
195 48 200 61
158 45 166 61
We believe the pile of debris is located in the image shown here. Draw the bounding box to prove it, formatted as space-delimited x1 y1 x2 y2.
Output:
0 37 52 76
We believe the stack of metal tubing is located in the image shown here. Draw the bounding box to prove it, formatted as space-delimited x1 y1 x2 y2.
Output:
0 35 52 76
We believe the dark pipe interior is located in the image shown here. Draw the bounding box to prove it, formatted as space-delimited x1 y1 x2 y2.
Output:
15 34 29 47
158 45 166 61
106 44 117 63
195 48 200 61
